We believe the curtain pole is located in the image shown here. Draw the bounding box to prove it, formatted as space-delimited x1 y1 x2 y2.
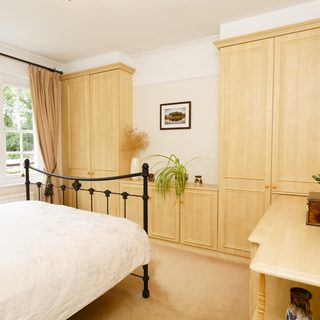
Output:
0 52 63 75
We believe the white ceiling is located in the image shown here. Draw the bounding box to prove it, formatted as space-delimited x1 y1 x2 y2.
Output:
0 0 314 63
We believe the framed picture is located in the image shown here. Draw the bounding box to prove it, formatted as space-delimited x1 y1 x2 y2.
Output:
160 101 191 130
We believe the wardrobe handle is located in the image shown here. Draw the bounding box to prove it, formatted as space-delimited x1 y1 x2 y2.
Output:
272 184 277 189
265 184 270 189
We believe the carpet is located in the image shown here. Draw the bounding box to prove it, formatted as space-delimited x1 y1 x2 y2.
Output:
69 242 250 320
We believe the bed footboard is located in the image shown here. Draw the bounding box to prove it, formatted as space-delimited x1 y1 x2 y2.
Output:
24 159 150 299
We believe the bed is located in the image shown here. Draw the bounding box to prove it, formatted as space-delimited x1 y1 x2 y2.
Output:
0 159 151 320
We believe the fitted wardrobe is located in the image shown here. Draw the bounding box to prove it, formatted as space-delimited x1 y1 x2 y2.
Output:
215 19 320 258
60 63 135 214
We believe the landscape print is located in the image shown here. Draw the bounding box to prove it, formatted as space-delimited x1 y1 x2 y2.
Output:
160 101 191 130
164 108 186 124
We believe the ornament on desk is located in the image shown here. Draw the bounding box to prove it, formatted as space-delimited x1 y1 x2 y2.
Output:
285 287 312 320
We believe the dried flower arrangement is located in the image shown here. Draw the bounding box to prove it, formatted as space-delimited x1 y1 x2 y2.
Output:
123 127 149 157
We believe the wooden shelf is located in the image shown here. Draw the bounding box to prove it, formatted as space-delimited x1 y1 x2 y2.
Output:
249 194 320 318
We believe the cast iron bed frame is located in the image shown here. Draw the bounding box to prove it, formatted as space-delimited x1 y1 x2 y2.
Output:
24 158 150 299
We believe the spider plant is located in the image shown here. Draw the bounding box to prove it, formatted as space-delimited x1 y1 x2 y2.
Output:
312 173 320 184
147 154 196 196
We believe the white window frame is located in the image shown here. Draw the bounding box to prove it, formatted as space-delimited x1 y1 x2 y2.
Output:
0 73 42 185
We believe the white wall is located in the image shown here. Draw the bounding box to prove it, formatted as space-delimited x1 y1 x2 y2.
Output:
132 36 218 86
132 37 219 184
134 75 219 184
220 0 320 39
1 0 318 188
0 42 63 79
63 51 133 74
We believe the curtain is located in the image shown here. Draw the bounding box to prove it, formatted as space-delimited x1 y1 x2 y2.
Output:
29 65 61 203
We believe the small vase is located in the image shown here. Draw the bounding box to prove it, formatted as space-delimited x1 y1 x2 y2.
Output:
285 287 313 320
130 157 140 180
194 175 203 185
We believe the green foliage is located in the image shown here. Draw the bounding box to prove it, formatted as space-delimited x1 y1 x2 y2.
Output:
4 109 15 128
18 88 32 110
6 132 19 151
21 111 33 130
7 154 20 160
312 174 320 184
3 85 16 108
3 85 34 153
23 133 34 151
3 85 16 129
147 154 197 197
2 85 34 175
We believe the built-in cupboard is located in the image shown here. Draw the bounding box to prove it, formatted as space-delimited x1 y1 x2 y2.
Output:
60 63 135 213
215 19 320 257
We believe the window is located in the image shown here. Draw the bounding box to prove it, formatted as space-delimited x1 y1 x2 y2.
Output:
0 78 41 184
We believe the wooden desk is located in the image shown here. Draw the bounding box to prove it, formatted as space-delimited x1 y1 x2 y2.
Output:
249 194 320 319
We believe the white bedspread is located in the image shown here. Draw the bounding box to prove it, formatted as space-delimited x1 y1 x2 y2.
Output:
0 201 151 320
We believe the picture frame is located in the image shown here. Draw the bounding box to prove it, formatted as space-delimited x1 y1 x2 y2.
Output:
160 101 191 130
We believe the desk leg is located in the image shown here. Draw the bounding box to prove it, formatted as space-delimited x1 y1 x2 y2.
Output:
257 273 266 320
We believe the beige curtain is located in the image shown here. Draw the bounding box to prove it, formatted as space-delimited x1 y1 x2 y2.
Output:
29 65 61 203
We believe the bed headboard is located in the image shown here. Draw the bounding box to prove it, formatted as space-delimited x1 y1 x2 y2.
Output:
24 159 149 234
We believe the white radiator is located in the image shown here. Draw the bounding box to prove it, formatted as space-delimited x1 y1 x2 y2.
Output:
0 192 34 204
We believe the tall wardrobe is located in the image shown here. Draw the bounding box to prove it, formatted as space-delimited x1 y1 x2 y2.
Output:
60 63 135 214
215 19 320 257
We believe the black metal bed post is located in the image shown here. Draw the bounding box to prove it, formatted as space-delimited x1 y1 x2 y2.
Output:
142 163 150 298
24 159 30 200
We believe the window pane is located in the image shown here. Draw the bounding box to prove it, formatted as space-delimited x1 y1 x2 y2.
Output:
2 84 38 179
7 153 20 160
18 88 32 110
3 106 19 129
3 85 17 109
6 153 21 175
23 153 34 164
6 132 20 151
21 110 33 130
23 133 34 151
3 85 18 129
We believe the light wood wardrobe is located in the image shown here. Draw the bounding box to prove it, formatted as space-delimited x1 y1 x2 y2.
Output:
215 19 320 257
60 63 135 214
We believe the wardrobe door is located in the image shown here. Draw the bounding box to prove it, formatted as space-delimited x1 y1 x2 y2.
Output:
61 76 90 174
90 71 119 176
272 28 320 195
218 39 274 257
61 76 91 210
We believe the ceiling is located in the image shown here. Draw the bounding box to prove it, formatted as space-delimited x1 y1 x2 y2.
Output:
0 0 314 63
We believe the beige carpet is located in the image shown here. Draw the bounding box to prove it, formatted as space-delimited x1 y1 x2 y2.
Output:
69 242 250 320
